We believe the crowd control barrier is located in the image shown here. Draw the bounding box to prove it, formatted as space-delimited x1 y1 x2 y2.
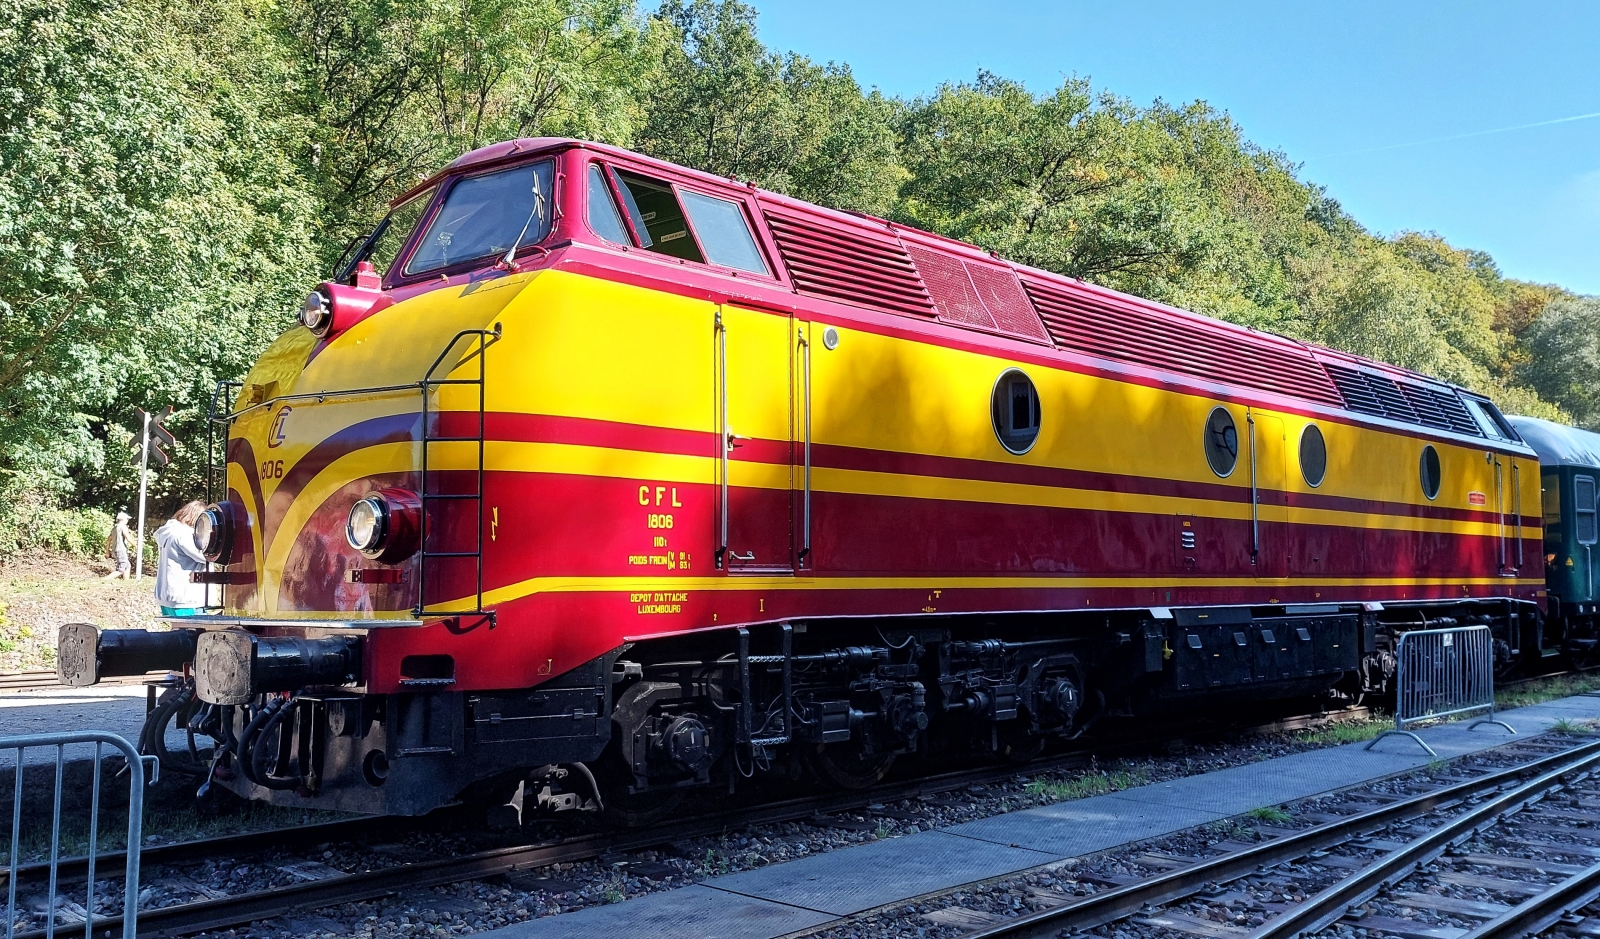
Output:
1365 625 1514 757
2 731 155 939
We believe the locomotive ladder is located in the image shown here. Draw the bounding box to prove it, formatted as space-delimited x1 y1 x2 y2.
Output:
415 324 501 624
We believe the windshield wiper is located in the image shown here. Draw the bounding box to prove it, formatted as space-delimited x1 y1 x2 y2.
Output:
499 170 549 272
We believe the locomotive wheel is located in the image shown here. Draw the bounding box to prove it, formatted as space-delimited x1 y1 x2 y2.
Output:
997 724 1046 764
599 783 683 828
591 757 683 827
804 742 895 790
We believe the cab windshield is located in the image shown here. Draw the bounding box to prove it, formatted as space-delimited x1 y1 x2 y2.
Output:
361 188 436 279
404 159 556 277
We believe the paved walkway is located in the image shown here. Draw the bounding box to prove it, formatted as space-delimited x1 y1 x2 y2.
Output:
478 694 1600 939
0 684 182 764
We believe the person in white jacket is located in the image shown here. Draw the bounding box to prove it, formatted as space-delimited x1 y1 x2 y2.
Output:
153 501 209 616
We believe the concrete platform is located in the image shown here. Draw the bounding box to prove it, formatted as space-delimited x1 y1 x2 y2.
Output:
479 694 1600 939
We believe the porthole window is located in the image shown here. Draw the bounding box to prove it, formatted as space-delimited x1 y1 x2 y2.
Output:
1203 407 1239 478
992 369 1040 454
1419 445 1442 500
1299 424 1327 488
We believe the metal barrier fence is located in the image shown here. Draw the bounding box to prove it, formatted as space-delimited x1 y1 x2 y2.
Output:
3 732 155 939
1365 624 1514 757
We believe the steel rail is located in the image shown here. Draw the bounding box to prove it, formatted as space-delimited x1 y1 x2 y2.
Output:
1249 739 1600 938
10 753 1099 939
962 736 1600 939
2 704 1371 894
10 705 1378 939
1460 857 1600 939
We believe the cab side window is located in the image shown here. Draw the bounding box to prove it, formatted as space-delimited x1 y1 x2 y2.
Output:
679 190 769 275
587 164 631 246
612 169 704 263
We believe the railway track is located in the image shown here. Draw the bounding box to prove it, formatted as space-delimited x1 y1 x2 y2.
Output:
948 734 1600 939
4 703 1373 938
0 670 162 693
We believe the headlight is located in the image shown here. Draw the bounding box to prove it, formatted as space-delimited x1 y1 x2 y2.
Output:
346 496 388 557
300 290 332 334
194 503 239 563
345 489 421 563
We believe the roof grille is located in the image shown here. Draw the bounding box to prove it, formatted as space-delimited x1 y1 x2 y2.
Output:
1363 373 1419 423
762 208 936 318
1021 275 1345 407
1323 363 1384 416
1321 362 1483 437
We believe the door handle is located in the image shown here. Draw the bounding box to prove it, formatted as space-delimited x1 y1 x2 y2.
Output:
726 428 748 451
728 550 755 562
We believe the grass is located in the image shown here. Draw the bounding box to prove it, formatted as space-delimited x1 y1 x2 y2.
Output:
0 794 358 864
1026 768 1150 802
1244 805 1293 824
1290 713 1394 747
1498 672 1600 711
1550 717 1597 735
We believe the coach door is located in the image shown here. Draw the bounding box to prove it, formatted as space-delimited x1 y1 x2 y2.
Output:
1249 410 1288 580
715 303 796 573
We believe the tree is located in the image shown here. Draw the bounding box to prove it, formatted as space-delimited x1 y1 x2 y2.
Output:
636 0 901 214
1520 297 1600 429
0 0 317 526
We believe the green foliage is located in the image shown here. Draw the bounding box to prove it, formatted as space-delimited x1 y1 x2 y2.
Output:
1519 297 1600 429
637 0 902 214
1025 768 1149 801
1244 805 1292 824
0 0 1593 544
0 479 113 559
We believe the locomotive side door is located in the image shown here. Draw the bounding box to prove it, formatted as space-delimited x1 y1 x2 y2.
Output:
1248 410 1288 580
715 303 796 573
1494 456 1526 577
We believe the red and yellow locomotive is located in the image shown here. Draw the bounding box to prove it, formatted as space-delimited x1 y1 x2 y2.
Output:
59 138 1544 818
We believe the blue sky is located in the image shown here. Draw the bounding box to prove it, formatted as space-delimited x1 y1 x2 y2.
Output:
750 0 1600 294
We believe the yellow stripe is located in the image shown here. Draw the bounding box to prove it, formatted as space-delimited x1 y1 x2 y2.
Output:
421 573 1546 612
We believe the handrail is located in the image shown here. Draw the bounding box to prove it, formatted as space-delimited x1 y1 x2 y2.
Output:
1247 411 1259 561
716 309 729 568
799 324 812 564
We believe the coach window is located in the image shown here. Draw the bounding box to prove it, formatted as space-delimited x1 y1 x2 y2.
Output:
1203 406 1239 478
679 190 770 275
1419 445 1442 500
611 169 706 263
1299 423 1327 487
1576 476 1598 546
586 164 631 245
992 369 1040 454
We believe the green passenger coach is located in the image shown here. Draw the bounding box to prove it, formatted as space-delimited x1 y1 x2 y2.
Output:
1511 416 1600 639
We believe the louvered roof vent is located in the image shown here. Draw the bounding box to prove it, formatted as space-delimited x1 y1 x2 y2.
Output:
1021 275 1346 407
1321 361 1482 437
761 205 936 318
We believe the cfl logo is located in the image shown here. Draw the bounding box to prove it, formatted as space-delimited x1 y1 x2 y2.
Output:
268 405 292 449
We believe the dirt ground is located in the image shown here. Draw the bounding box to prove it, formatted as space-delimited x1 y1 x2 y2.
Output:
0 552 164 672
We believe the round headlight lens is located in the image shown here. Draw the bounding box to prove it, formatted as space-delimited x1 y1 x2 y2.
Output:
193 509 218 555
300 290 331 333
346 496 388 557
194 504 236 562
